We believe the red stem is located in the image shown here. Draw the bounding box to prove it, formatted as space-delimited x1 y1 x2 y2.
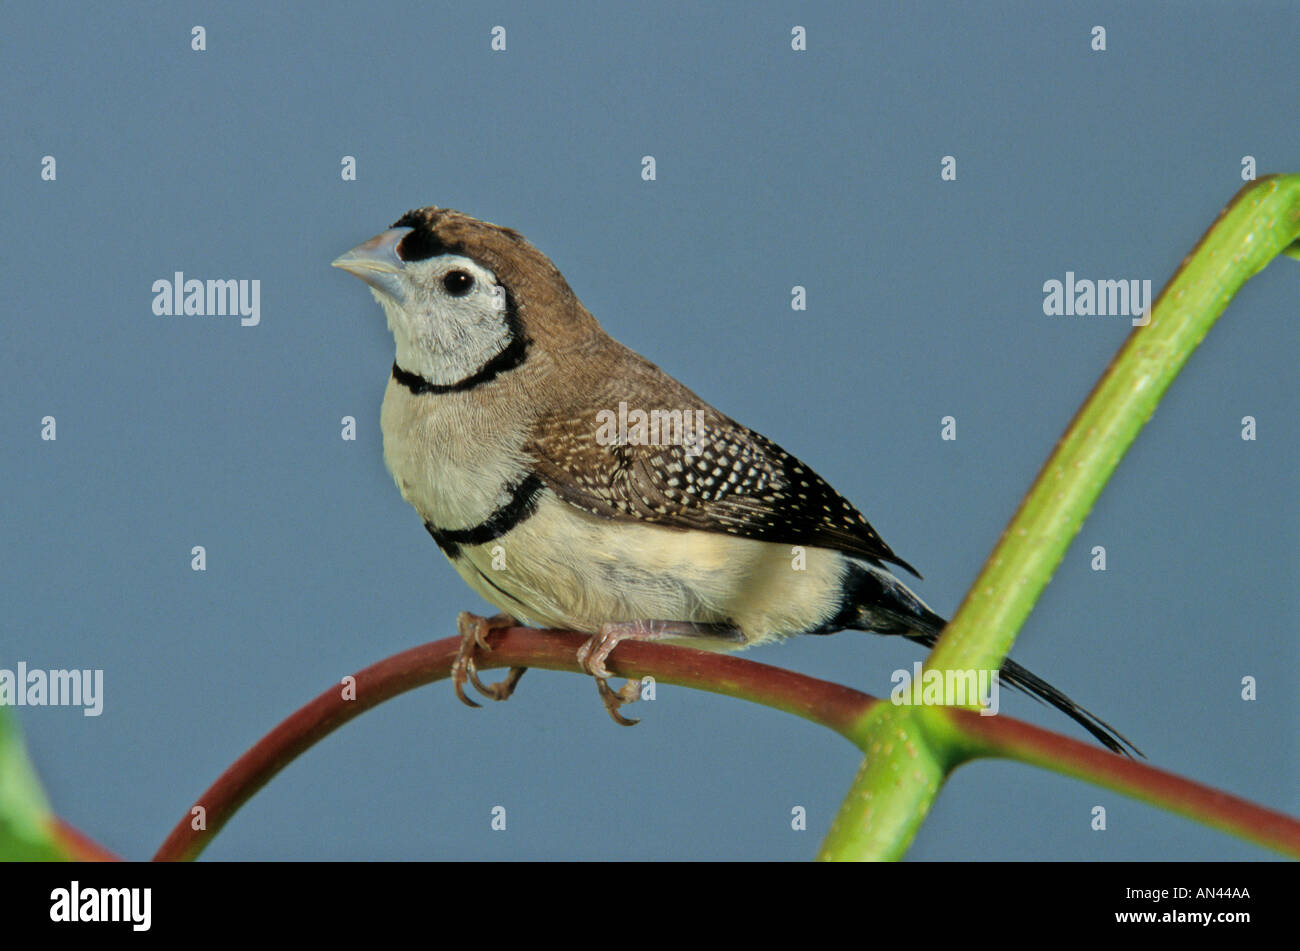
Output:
949 710 1300 855
152 626 1300 860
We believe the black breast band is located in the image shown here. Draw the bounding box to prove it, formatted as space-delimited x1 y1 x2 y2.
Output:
423 474 545 559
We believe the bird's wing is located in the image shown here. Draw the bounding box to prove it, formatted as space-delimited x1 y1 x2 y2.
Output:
522 355 920 576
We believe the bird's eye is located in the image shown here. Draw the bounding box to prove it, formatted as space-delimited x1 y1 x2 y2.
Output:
442 270 474 296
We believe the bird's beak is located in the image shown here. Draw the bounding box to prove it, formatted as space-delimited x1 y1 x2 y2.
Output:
331 227 413 301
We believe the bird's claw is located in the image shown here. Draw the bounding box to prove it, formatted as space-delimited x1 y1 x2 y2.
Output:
594 674 644 726
575 627 620 681
453 612 526 707
578 622 654 726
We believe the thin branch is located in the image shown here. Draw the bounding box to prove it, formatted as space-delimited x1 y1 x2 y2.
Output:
153 627 873 861
822 173 1300 860
153 627 1300 861
937 707 1300 857
928 173 1300 677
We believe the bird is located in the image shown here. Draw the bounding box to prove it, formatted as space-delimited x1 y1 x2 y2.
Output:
332 206 1139 756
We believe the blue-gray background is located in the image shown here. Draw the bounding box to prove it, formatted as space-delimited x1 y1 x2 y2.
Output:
2 2 1295 861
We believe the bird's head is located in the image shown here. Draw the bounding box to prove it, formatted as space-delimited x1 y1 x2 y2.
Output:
333 207 601 388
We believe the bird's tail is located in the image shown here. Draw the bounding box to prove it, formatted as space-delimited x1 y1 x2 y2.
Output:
900 624 1142 757
846 562 1142 757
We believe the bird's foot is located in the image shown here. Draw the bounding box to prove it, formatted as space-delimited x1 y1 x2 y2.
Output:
453 612 527 707
577 620 743 726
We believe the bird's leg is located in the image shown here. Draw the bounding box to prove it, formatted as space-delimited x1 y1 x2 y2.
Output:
578 620 745 726
453 611 527 707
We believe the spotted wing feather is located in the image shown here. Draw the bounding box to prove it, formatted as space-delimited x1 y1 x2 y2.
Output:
523 358 919 576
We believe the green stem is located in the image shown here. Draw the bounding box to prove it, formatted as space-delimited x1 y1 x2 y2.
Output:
820 174 1300 861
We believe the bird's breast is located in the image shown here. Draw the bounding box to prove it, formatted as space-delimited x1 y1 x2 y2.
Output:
379 378 532 531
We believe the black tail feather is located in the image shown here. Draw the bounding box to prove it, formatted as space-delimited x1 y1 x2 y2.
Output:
902 627 1143 758
996 654 1143 758
837 560 1141 756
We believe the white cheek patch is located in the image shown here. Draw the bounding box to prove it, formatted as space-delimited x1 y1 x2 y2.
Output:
389 256 517 387
418 295 513 385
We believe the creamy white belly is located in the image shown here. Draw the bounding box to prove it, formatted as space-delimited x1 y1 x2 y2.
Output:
445 493 848 646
